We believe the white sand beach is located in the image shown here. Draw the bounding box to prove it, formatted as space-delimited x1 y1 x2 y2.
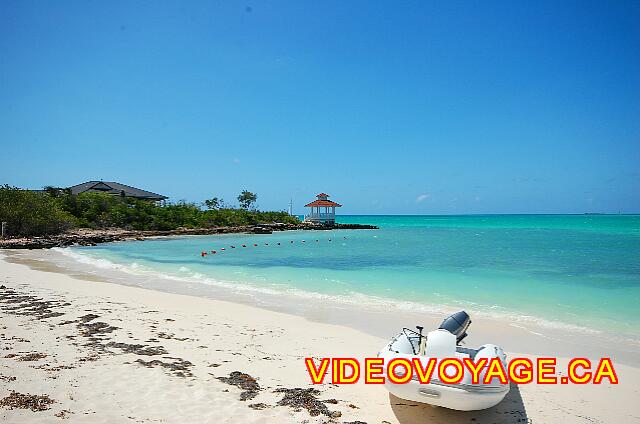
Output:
1 251 639 424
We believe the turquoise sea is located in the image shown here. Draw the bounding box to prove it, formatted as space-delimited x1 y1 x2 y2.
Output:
67 215 640 341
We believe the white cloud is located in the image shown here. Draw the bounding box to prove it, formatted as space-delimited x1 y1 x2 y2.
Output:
416 193 430 203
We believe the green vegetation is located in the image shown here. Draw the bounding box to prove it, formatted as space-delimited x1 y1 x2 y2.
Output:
0 185 299 237
0 185 74 237
237 190 258 210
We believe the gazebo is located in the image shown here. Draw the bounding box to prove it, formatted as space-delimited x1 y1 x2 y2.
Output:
304 193 342 224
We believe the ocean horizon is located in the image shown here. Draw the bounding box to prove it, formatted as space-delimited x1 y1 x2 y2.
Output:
54 214 640 346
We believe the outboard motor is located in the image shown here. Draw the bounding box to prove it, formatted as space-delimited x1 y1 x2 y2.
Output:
439 311 471 344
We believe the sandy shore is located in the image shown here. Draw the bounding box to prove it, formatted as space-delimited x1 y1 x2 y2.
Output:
1 253 638 423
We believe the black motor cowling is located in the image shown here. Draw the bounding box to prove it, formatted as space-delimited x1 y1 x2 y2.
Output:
438 310 471 344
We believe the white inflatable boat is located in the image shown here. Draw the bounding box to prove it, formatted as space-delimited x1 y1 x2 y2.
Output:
378 311 510 411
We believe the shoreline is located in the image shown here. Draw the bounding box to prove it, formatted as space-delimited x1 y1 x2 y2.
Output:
0 223 379 250
5 247 640 369
1 251 638 423
6 247 640 368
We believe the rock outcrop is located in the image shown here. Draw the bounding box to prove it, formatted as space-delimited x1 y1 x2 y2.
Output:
0 222 378 249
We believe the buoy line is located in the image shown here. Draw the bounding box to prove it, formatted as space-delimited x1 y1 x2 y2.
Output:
199 236 347 257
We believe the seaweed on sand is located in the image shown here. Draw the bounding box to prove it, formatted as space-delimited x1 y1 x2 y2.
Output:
0 391 55 412
274 387 341 418
216 371 261 401
135 356 194 377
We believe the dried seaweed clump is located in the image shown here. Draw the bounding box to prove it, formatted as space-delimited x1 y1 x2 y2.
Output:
135 356 194 377
217 371 261 401
0 391 55 412
106 342 168 356
274 387 341 418
17 352 48 362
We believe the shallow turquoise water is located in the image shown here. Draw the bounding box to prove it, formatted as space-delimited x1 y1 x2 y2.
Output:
72 215 640 338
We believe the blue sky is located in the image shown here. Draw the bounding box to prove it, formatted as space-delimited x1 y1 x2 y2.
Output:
1 1 638 214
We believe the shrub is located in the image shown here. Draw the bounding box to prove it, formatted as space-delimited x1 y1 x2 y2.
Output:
0 185 74 237
0 186 300 237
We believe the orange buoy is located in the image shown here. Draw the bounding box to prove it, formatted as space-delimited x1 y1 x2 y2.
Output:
253 243 258 247
201 251 207 257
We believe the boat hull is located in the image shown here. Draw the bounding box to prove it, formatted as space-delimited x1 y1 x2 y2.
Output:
385 379 509 411
378 330 510 411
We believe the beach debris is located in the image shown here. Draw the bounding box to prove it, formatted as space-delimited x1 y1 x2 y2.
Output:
78 313 100 323
78 321 119 337
0 334 29 343
344 421 367 424
0 288 67 320
77 353 100 362
216 371 261 401
33 363 75 372
248 403 270 410
0 391 55 412
274 387 340 418
54 409 73 419
157 332 190 341
0 374 17 382
135 356 194 377
7 351 48 361
106 341 168 356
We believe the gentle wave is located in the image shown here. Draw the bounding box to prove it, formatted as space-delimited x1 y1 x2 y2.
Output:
53 247 603 336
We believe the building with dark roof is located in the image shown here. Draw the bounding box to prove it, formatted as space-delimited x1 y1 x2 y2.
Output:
67 181 168 201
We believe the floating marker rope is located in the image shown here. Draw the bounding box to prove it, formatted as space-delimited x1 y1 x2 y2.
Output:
199 236 346 257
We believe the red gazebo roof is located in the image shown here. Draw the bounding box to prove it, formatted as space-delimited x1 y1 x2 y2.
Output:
316 192 329 197
305 200 342 207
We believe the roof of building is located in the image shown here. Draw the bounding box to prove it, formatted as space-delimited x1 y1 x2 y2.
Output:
67 181 168 201
305 200 342 207
316 193 329 197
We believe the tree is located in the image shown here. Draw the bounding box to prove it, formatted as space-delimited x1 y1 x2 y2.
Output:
43 186 64 198
204 197 221 210
0 185 74 237
237 190 257 210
